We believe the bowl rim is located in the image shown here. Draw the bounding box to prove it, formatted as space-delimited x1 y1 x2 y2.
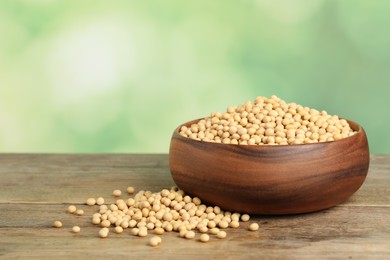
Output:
173 118 366 148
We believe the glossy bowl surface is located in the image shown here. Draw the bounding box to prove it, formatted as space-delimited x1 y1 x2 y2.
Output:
169 119 370 215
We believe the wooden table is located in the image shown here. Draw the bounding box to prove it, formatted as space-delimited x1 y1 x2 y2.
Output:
0 154 389 259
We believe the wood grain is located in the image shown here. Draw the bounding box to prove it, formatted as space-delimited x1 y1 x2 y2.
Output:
0 154 389 259
0 154 171 204
170 120 370 214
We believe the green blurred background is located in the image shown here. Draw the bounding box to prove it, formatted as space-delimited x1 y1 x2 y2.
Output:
0 0 389 154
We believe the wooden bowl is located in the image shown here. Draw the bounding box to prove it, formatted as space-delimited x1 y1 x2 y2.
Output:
169 119 370 215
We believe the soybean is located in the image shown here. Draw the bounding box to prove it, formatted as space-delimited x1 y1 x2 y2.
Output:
199 234 210 242
72 226 81 233
86 198 96 206
127 186 135 194
216 231 227 239
67 205 77 213
53 220 62 228
99 228 109 238
113 190 122 197
149 236 161 247
249 223 259 231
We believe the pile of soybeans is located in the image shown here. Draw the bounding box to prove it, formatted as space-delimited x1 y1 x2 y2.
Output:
179 95 356 145
54 186 259 247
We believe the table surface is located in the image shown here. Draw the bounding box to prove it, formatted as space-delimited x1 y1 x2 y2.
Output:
0 154 389 259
